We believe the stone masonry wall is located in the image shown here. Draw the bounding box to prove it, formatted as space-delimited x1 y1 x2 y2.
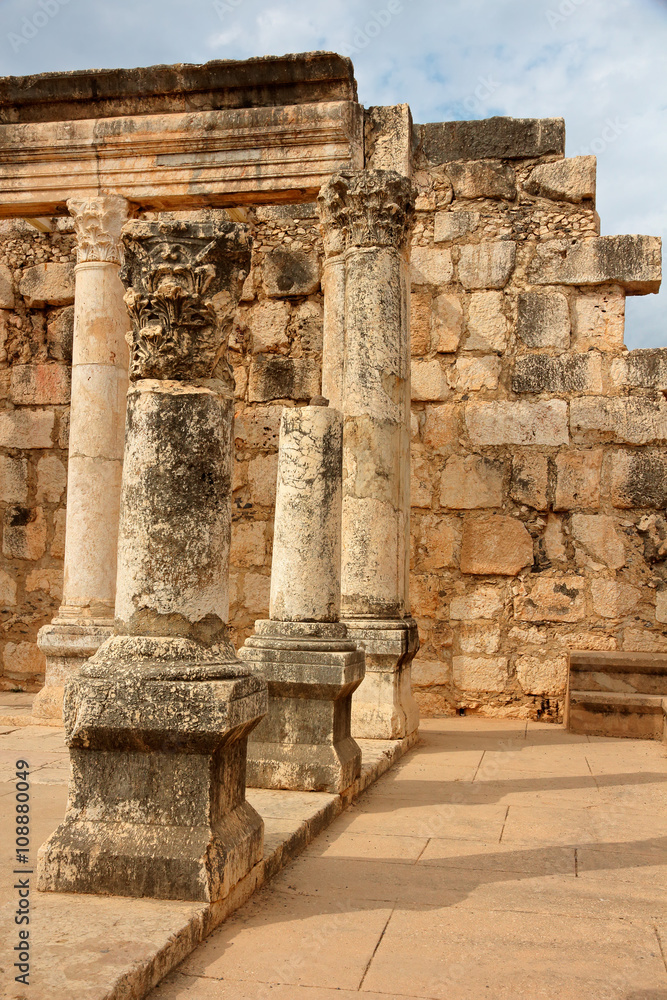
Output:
0 116 663 722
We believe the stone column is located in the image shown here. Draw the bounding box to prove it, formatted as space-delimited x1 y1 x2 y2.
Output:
318 170 420 741
37 219 267 903
239 401 365 793
320 188 347 410
34 195 130 723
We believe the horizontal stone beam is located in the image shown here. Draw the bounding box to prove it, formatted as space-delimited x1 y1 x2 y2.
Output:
0 101 363 217
0 52 358 124
415 116 565 163
528 235 662 294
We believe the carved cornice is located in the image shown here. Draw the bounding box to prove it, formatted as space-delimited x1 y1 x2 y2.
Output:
120 219 251 382
318 170 415 252
67 195 129 264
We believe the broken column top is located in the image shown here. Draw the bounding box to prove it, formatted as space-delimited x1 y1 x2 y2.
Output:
0 51 357 124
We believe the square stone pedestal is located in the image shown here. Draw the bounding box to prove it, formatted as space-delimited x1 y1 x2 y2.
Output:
239 621 365 793
346 618 420 740
37 639 267 902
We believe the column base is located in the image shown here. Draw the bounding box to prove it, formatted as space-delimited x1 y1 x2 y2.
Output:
239 621 365 793
33 620 114 724
344 618 420 740
37 636 268 902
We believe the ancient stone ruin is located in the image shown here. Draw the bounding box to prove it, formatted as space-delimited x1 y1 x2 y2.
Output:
0 51 664 901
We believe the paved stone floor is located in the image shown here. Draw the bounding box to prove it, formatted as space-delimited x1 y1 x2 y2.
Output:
151 717 667 1000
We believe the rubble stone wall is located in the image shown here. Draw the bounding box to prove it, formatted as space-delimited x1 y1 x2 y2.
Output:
1 116 663 722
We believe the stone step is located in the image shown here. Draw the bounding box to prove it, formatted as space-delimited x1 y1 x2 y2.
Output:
567 689 667 740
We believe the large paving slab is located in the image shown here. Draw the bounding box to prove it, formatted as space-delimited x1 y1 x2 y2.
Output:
150 717 667 1000
0 719 415 1000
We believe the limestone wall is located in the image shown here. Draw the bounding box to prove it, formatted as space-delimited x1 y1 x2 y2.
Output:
0 115 664 721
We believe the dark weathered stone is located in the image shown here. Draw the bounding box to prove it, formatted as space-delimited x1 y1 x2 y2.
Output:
611 450 667 509
0 52 357 124
416 117 565 163
512 353 600 394
249 355 321 402
516 291 570 349
612 348 667 389
263 247 321 297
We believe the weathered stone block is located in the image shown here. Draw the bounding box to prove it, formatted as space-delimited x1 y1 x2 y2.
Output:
248 453 279 507
10 363 71 405
434 211 480 243
0 263 14 308
656 592 667 625
2 506 47 560
466 291 507 351
290 299 322 353
262 248 320 297
458 242 516 289
365 103 412 175
459 623 501 654
514 576 586 622
2 640 44 676
432 292 463 352
453 655 508 692
570 397 667 445
411 447 433 508
591 578 641 618
544 513 567 562
509 453 548 510
451 356 500 392
51 508 66 558
249 300 290 353
422 403 459 451
528 236 661 294
610 450 667 509
440 454 504 509
525 156 596 203
233 404 282 451
450 583 508 620
637 513 667 564
413 513 459 571
410 289 432 355
411 659 449 687
515 654 568 696
411 358 449 403
26 566 63 599
36 454 67 502
460 515 533 575
410 574 447 620
0 567 18 607
446 160 516 200
248 355 320 402
19 262 75 307
571 514 625 570
467 399 569 446
554 449 602 510
611 349 667 390
411 246 454 286
418 117 565 163
516 291 570 349
511 352 602 395
230 521 266 568
571 287 624 351
46 305 74 362
0 454 28 504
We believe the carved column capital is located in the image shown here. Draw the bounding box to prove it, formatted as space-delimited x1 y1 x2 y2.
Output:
318 170 415 252
67 195 130 264
120 219 251 382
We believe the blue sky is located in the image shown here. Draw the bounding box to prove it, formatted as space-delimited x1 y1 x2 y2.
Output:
1 0 665 348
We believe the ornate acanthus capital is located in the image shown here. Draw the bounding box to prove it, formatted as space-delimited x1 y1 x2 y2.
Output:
318 170 415 253
67 195 130 264
120 219 251 382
